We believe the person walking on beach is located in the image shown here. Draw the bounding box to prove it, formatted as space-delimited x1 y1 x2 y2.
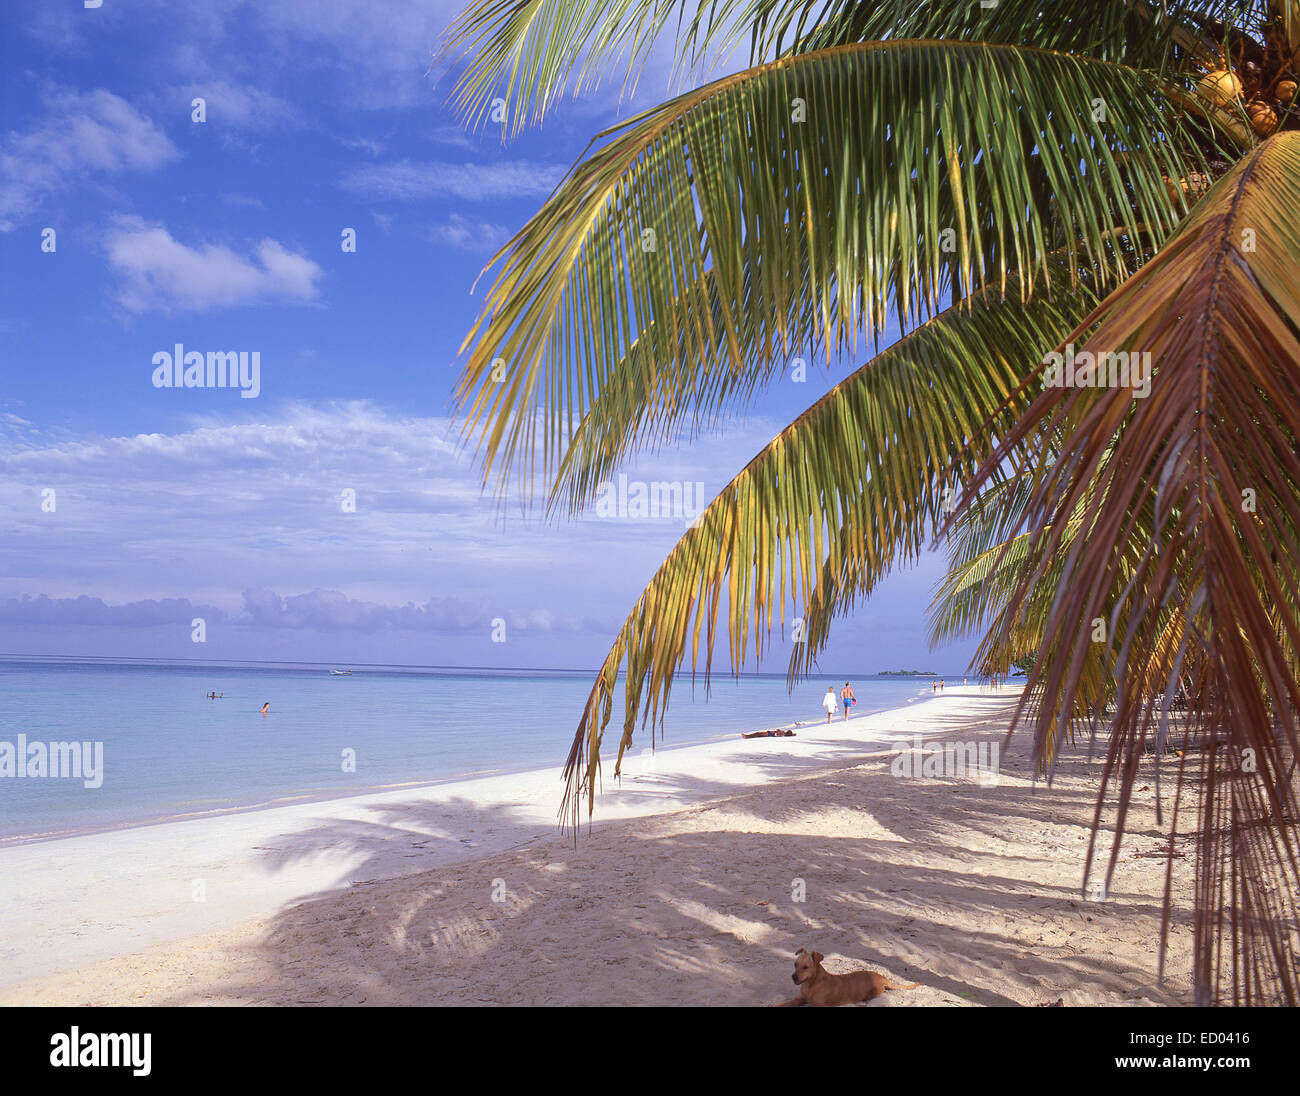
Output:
823 686 838 724
840 681 856 720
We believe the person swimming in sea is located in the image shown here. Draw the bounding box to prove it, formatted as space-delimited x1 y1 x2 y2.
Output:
260 702 270 715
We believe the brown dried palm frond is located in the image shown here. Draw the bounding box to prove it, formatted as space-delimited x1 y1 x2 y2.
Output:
963 131 1300 1005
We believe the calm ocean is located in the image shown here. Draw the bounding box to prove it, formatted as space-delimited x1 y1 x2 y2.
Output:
0 658 938 842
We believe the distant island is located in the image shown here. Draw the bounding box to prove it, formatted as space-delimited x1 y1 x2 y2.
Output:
879 669 940 676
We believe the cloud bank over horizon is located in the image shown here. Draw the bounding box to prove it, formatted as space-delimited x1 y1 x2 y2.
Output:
0 400 972 672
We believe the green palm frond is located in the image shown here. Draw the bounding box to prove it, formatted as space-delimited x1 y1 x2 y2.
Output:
439 0 1226 136
547 248 822 516
560 278 1093 826
454 40 1196 507
934 473 1039 575
929 528 1043 648
787 0 1222 67
441 0 690 137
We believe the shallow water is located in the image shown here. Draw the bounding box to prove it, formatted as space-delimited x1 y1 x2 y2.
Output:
0 657 938 840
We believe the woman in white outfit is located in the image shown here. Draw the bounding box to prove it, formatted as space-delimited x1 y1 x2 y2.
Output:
823 686 838 724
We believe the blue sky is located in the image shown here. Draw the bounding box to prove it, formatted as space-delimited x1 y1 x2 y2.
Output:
0 0 978 676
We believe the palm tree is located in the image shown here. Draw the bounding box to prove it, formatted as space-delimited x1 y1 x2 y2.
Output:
442 1 1300 1005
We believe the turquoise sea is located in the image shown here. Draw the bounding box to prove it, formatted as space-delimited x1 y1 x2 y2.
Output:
0 658 940 842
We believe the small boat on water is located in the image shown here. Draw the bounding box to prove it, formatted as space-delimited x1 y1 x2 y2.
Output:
329 669 353 676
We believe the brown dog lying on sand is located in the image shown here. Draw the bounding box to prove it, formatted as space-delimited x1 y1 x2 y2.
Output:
779 948 919 1006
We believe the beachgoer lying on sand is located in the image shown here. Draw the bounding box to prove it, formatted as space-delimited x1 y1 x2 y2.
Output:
741 729 796 739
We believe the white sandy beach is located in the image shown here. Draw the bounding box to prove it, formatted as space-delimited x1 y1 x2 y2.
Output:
0 685 1193 1006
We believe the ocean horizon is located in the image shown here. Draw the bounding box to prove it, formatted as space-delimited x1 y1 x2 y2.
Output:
0 657 955 844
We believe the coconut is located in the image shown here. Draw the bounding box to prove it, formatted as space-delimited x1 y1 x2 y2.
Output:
1197 69 1242 108
1277 79 1297 104
1246 99 1279 136
1164 172 1211 206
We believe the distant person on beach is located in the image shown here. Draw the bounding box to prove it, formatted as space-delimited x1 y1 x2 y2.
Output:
823 686 838 724
940 679 945 691
840 681 856 720
260 702 270 715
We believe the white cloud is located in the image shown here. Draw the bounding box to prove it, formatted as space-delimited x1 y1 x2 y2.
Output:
220 193 266 210
340 135 385 157
254 0 456 109
0 400 766 611
426 213 512 254
21 0 458 112
178 81 299 131
103 216 324 313
0 87 179 231
338 159 565 202
425 125 479 151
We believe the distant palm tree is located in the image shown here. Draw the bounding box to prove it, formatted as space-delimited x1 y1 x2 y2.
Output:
444 1 1300 1005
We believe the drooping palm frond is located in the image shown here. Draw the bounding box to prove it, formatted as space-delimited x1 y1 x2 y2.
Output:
453 40 1196 508
929 521 1048 651
441 0 695 137
545 246 822 517
926 481 1124 746
439 0 1227 136
962 131 1300 1005
787 0 1224 69
560 279 1093 827
937 473 1040 574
